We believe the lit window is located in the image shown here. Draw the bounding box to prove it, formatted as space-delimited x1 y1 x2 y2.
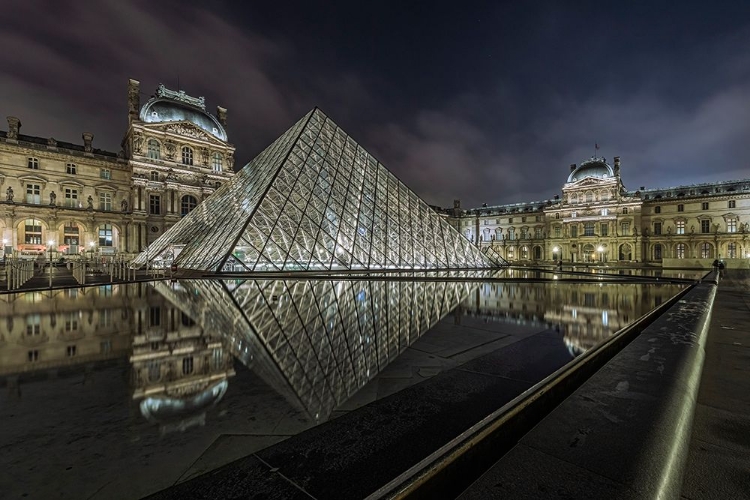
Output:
63 223 79 249
571 211 577 218
181 146 193 166
66 163 76 175
700 242 712 258
212 152 223 172
148 139 160 160
676 220 685 234
24 219 42 244
99 192 112 211
727 218 737 233
64 188 78 208
26 184 41 204
100 168 111 180
98 224 113 247
728 243 737 258
28 157 39 169
676 243 686 258
601 208 608 216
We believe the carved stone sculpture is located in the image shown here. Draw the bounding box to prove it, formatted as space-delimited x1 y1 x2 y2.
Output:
6 186 13 202
164 139 176 160
121 199 128 212
87 195 94 209
200 147 209 166
132 131 144 154
226 153 234 169
49 191 57 205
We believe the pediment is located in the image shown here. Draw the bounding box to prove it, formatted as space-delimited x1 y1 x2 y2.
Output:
139 121 226 146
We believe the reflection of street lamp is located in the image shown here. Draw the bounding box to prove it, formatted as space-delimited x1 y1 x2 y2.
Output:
48 239 54 288
597 245 604 263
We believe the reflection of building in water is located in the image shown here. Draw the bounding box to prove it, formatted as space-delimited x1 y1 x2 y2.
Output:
0 283 234 433
0 285 132 389
153 278 475 421
462 282 684 355
130 284 235 433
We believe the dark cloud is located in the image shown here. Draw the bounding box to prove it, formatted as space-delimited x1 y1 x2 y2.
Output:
2 1 750 208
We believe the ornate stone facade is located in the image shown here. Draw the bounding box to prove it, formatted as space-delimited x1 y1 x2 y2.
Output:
0 80 235 257
451 156 750 267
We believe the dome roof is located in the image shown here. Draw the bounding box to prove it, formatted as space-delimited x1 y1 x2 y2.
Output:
567 158 614 183
140 85 227 141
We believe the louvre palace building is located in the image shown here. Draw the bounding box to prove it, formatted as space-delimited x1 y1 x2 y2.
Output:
1 79 749 267
0 80 235 259
448 156 750 267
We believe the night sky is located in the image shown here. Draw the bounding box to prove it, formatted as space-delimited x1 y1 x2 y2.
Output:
3 1 750 207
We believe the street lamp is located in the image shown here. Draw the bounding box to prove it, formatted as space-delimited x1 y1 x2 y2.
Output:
48 239 54 288
552 246 560 262
597 245 604 263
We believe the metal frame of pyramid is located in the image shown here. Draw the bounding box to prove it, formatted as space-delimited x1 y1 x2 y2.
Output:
132 108 505 273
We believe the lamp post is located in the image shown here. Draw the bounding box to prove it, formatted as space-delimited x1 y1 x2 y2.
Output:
597 245 604 263
48 239 54 288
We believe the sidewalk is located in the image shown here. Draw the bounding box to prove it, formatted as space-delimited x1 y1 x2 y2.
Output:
680 270 750 499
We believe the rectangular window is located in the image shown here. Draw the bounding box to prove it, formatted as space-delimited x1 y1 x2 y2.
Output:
65 312 78 331
521 228 528 239
584 222 595 236
521 216 527 223
28 157 39 169
728 200 736 209
554 226 561 238
676 220 685 234
28 350 39 362
26 184 41 204
654 206 661 214
677 204 684 212
601 223 608 236
98 224 113 247
728 243 737 258
26 314 41 336
67 345 77 357
570 225 578 238
621 222 630 235
508 218 513 224
149 307 161 327
98 309 113 327
571 211 577 218
623 207 628 214
601 208 608 216
99 192 112 211
24 220 42 245
727 218 737 233
66 163 76 175
654 222 662 235
702 202 709 210
64 188 78 208
701 220 710 233
534 227 542 239
535 215 541 222
100 168 111 180
149 195 160 215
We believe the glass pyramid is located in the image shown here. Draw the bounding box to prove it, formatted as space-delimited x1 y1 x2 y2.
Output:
133 109 502 273
152 277 476 419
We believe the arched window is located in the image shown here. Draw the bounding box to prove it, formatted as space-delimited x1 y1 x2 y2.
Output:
212 152 223 172
601 190 609 201
570 194 578 204
147 139 160 160
181 146 193 166
676 243 686 259
99 224 113 247
181 195 198 217
700 242 713 259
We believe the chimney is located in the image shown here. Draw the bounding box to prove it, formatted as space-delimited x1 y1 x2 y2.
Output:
217 106 227 128
6 116 20 140
614 156 621 175
570 163 577 172
82 133 94 153
554 194 559 200
128 79 140 124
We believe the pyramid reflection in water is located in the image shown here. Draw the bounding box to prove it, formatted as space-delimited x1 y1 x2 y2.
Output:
133 109 502 273
153 277 477 420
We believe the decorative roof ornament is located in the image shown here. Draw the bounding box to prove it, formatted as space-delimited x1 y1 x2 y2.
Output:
156 84 206 110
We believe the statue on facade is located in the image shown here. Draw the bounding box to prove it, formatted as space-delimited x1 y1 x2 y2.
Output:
200 147 209 166
121 199 129 212
226 153 234 169
164 139 176 160
87 195 94 209
5 186 13 202
49 191 57 205
132 131 144 154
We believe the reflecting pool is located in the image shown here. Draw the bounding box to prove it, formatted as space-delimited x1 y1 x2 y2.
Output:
0 278 686 499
